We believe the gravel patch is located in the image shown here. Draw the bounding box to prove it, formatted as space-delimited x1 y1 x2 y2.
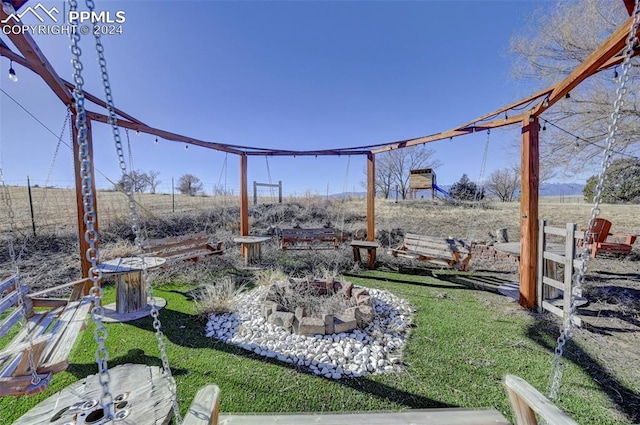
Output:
205 286 414 379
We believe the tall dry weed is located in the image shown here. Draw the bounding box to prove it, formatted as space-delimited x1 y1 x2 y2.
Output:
193 276 246 316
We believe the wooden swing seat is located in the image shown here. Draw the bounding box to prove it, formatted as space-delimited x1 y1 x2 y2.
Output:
184 376 581 425
391 233 472 271
184 383 508 425
0 275 92 397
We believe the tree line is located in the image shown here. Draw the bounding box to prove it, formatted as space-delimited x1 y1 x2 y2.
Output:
115 171 205 196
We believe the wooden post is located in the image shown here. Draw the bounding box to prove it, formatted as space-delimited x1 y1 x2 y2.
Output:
278 180 282 203
72 116 99 282
240 154 249 237
367 153 375 242
519 115 539 309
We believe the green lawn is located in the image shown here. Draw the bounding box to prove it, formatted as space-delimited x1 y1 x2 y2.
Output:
0 271 629 424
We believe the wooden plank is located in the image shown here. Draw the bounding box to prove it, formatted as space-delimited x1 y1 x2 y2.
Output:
29 298 70 309
0 286 28 315
0 275 20 294
543 226 566 237
0 307 24 339
182 384 220 425
0 335 50 365
12 338 48 377
28 278 91 298
542 276 564 291
40 298 91 374
504 375 578 425
219 409 509 425
142 233 209 250
536 220 546 313
0 372 51 397
542 301 564 319
542 252 565 264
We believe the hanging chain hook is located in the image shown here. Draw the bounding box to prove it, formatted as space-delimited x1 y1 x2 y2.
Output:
549 0 640 400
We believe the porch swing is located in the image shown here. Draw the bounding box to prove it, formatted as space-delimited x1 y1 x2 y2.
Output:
389 129 491 272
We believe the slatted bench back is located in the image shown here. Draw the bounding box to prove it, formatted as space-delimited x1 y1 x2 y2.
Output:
141 232 223 263
392 233 472 270
280 228 338 250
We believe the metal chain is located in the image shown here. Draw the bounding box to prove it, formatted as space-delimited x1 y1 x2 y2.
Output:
68 0 114 419
0 166 41 386
549 0 640 400
465 129 490 242
43 110 70 191
85 0 182 421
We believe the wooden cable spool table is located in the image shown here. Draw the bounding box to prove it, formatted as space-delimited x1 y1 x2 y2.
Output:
13 364 174 424
233 236 271 265
95 256 167 322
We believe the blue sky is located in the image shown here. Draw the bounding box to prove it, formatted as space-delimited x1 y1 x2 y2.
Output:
0 0 554 196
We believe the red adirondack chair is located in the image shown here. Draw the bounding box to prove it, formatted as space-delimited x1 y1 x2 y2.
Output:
581 218 637 257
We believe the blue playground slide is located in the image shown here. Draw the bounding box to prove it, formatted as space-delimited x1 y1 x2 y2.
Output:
432 183 453 199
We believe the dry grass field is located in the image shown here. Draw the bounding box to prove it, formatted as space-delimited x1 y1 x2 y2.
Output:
1 186 639 421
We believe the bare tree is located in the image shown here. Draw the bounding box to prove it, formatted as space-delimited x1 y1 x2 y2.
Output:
510 0 640 174
486 167 520 202
145 170 161 194
177 174 203 196
375 146 442 199
115 170 149 193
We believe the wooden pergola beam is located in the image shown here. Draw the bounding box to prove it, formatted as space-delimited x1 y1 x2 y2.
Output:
533 14 638 116
371 113 526 155
86 111 245 155
0 46 147 126
245 150 371 157
0 15 71 105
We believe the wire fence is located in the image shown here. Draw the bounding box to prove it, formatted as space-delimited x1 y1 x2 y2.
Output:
0 180 353 236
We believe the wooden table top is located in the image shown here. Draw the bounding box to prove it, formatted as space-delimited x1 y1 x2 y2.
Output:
14 364 173 424
349 240 380 248
233 236 272 244
494 242 565 257
96 256 166 274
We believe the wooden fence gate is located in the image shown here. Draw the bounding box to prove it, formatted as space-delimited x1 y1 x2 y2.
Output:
536 220 583 327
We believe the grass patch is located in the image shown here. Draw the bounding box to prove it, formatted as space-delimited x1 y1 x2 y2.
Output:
0 272 630 425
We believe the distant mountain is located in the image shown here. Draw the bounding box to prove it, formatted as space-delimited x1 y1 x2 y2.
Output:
539 183 584 196
328 182 584 199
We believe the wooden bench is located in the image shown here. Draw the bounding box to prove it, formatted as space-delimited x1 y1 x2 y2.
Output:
280 228 339 250
391 233 472 271
141 232 223 264
0 275 92 397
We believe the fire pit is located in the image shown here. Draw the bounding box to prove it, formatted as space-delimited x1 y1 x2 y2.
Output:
261 277 374 335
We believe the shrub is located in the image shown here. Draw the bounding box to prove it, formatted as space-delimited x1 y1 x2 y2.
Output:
193 276 246 316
